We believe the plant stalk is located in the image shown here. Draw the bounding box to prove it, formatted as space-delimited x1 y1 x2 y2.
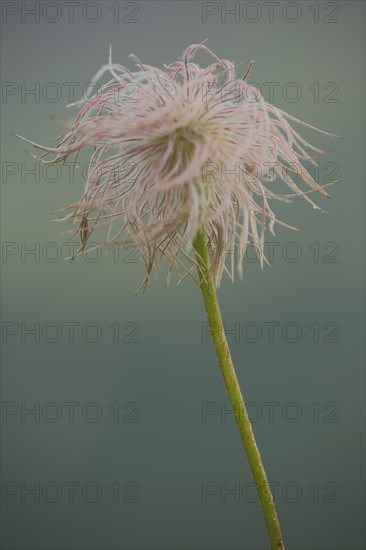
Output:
193 228 284 550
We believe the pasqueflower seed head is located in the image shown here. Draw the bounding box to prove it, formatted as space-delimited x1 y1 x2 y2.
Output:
21 43 335 290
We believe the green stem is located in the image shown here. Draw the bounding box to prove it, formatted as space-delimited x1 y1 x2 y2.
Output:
193 228 284 550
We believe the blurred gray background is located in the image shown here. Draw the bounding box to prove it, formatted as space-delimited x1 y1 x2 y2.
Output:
1 1 365 549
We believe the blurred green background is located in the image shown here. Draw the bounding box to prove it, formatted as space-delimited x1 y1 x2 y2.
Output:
1 1 365 549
